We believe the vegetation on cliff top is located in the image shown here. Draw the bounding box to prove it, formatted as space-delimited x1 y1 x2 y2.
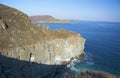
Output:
0 4 119 78
0 4 81 50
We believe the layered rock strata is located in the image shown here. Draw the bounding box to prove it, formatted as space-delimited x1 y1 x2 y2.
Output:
1 4 119 78
0 4 85 65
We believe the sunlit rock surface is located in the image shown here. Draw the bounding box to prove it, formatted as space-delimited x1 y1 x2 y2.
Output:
0 4 85 65
0 4 86 78
0 4 119 78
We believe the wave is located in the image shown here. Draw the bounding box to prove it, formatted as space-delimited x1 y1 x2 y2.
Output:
67 52 95 72
67 58 81 72
84 52 94 65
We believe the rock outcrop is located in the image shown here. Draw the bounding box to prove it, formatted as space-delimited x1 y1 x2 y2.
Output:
29 15 68 23
0 4 85 65
0 4 86 78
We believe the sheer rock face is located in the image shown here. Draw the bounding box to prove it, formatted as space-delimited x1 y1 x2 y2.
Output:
0 4 85 65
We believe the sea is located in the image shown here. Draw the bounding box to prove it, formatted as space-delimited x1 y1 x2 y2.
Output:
35 21 120 76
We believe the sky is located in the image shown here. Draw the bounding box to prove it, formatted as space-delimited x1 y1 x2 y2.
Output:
0 0 120 22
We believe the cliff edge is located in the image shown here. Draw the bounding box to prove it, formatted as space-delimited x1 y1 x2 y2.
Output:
0 4 85 65
0 4 119 78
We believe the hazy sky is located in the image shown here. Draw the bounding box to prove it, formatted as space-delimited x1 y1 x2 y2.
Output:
0 0 120 22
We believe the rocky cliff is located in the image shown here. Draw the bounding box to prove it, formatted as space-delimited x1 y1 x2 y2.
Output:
0 4 119 78
0 4 85 65
0 4 86 78
29 15 68 23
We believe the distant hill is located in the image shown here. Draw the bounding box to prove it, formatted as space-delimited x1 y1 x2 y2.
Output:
67 19 80 22
29 15 68 23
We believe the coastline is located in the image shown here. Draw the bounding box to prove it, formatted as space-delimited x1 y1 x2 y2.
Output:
0 4 120 78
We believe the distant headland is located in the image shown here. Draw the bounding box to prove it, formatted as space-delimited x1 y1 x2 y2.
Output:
29 15 80 23
0 4 119 78
29 15 69 23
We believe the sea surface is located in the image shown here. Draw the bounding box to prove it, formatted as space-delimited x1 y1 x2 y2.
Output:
36 21 120 75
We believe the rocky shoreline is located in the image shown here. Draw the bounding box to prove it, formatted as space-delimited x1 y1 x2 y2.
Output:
0 4 119 78
0 4 85 78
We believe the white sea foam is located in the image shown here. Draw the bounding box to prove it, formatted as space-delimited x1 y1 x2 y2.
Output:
67 58 81 72
67 52 95 72
84 52 95 65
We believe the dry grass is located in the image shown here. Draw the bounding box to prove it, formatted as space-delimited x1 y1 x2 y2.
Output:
63 71 120 78
0 4 80 50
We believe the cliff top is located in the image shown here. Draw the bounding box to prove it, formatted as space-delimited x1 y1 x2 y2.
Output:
0 4 81 50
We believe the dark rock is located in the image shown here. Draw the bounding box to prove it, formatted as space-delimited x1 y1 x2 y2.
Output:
0 55 69 78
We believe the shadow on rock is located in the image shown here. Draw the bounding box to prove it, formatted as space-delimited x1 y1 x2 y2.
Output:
0 55 119 78
0 55 70 78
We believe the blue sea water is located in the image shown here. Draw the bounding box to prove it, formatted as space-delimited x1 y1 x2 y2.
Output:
37 21 120 75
